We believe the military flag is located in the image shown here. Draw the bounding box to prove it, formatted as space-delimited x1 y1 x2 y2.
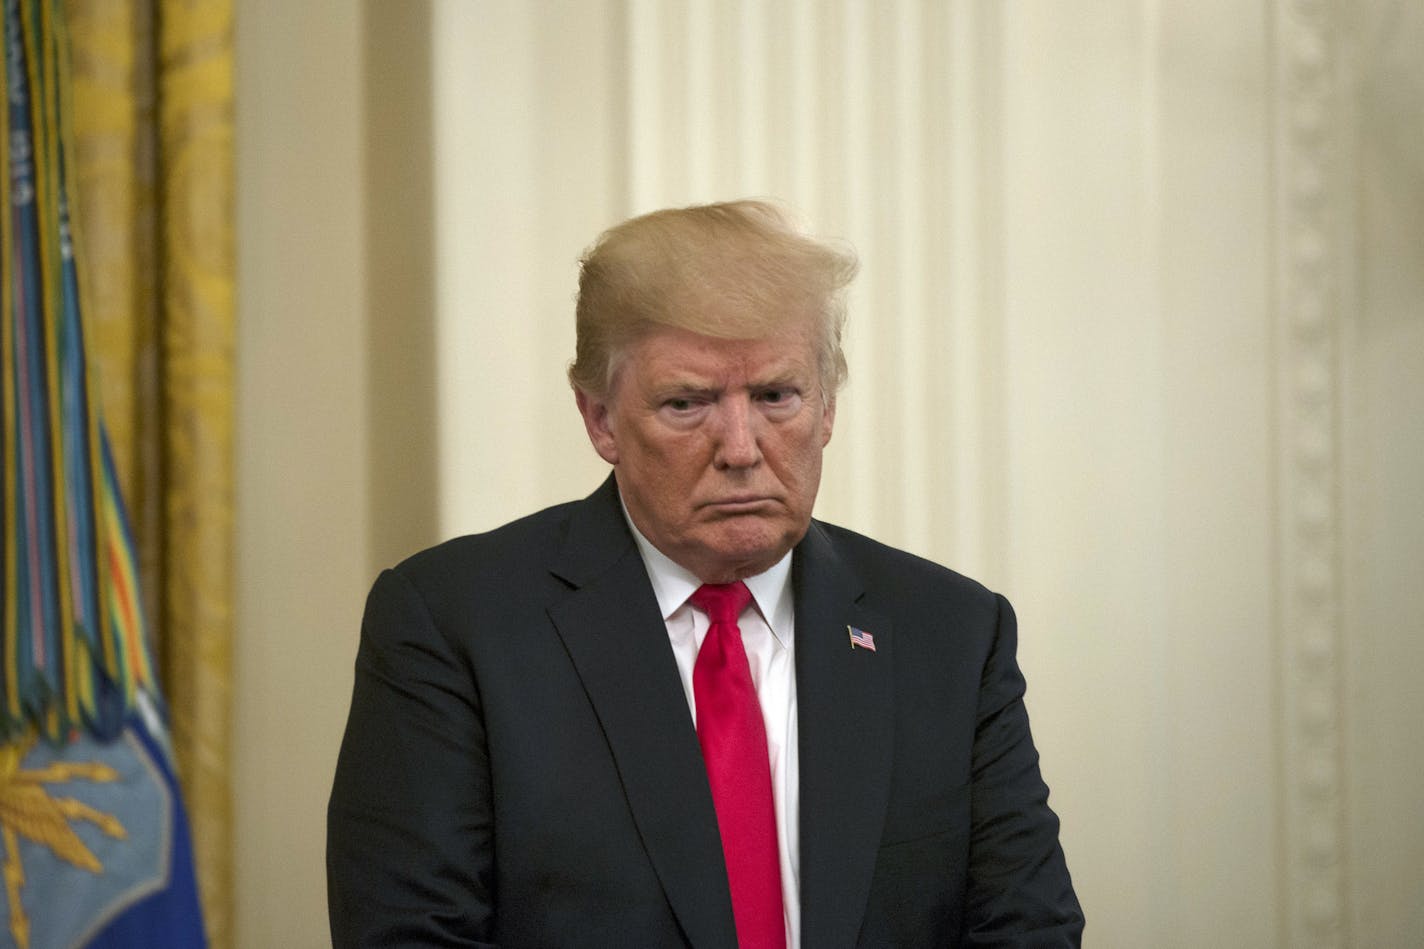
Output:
2 0 206 944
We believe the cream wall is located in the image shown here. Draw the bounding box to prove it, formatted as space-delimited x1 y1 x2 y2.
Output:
235 2 1422 946
1344 3 1424 944
234 2 367 948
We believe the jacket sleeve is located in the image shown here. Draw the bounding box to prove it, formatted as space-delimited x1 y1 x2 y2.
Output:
327 567 498 948
963 593 1085 947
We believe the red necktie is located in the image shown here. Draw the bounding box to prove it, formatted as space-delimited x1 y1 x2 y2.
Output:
690 582 786 949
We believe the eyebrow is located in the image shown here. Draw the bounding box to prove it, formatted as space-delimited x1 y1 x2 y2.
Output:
655 378 718 392
655 375 801 398
647 362 812 399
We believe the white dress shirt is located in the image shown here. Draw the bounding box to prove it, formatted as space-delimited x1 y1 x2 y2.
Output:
623 512 802 949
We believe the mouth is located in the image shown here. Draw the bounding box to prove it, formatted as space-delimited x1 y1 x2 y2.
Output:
702 495 777 514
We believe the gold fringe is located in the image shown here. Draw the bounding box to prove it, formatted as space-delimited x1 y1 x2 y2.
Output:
64 1 233 945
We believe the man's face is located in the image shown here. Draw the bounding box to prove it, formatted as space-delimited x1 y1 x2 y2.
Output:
576 319 836 583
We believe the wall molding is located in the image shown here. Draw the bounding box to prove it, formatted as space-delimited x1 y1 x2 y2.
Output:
1272 0 1352 944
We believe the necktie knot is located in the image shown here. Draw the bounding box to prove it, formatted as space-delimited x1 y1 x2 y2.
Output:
690 581 752 626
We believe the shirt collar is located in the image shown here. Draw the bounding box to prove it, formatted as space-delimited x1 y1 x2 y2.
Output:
620 495 795 648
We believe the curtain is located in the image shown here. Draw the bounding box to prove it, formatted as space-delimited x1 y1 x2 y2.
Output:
65 1 233 944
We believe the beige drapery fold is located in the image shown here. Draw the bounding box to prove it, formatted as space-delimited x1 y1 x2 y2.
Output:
65 2 234 945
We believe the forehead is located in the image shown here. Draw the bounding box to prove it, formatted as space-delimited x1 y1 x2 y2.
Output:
621 322 819 386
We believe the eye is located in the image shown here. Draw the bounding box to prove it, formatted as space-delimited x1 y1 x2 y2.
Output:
756 387 802 415
663 395 712 413
658 395 710 421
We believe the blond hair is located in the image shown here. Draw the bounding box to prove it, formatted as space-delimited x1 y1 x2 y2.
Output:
568 200 858 399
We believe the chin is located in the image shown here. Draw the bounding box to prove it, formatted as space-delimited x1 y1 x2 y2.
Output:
703 524 796 569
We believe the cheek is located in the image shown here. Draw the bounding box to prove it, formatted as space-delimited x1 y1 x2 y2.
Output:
632 430 692 470
799 452 824 498
779 433 826 494
627 431 706 497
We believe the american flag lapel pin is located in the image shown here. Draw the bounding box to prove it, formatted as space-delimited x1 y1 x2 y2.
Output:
848 625 876 652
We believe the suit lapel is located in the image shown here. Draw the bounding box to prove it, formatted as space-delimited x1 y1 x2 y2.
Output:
546 478 737 949
794 522 894 949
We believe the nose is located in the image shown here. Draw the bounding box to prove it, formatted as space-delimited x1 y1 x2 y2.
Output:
713 398 762 470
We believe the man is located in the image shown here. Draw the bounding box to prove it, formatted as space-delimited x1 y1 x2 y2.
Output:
327 201 1083 947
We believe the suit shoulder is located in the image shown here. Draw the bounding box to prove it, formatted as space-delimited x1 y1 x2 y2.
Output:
385 497 581 590
810 520 1000 609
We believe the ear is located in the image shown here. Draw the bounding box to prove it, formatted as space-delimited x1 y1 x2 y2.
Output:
820 394 836 447
575 388 620 465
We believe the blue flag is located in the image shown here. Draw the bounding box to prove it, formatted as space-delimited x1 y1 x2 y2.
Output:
2 0 206 944
2 703 206 948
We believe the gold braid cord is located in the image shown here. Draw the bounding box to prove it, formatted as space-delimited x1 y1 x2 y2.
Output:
157 2 235 945
65 1 234 945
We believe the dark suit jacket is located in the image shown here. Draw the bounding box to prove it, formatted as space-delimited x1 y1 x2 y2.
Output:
327 476 1083 947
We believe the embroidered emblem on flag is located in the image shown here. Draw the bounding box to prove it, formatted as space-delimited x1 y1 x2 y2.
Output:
848 626 876 651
